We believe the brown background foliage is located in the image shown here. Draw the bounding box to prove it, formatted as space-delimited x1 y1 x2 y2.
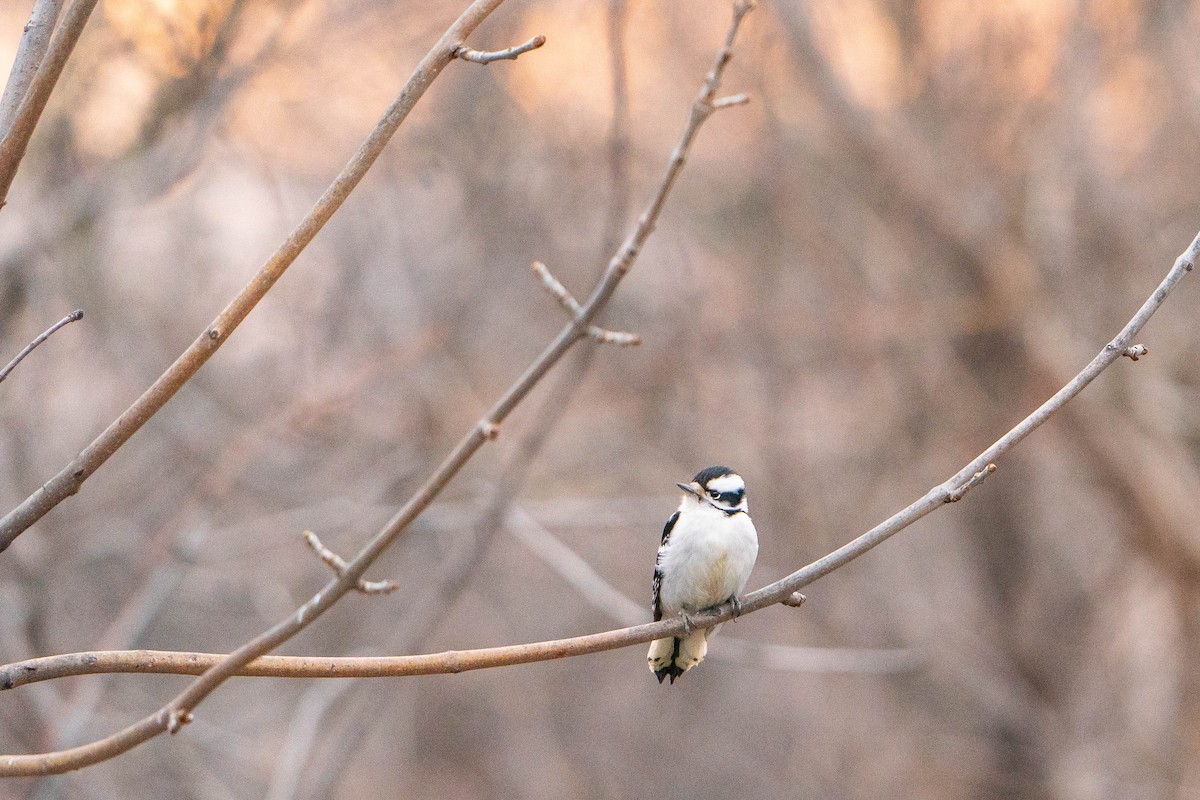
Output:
2 0 1199 797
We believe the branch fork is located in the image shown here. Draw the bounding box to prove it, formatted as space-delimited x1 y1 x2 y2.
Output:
532 261 641 346
303 531 398 595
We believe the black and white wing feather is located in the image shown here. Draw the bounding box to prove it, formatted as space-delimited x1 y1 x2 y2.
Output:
652 511 679 622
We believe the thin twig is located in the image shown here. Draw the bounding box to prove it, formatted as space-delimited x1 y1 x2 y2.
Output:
0 0 65 140
0 2 754 775
3 230 1194 699
455 34 546 64
0 0 523 553
532 261 641 345
0 309 82 384
532 261 582 315
711 93 750 108
303 531 398 594
600 0 631 260
0 0 98 208
586 327 640 346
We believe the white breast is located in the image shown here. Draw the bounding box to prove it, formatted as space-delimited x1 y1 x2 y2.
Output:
657 504 758 615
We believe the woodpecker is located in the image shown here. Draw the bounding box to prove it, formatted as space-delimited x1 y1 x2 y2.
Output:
647 466 758 683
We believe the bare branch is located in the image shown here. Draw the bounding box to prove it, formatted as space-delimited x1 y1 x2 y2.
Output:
0 0 65 139
0 2 756 775
587 327 640 346
532 261 582 315
711 93 750 108
737 230 1200 611
3 229 1194 701
455 34 546 64
0 0 517 552
600 0 632 259
503 507 908 673
0 0 98 208
303 531 398 595
0 308 82 384
533 261 640 345
506 506 645 626
781 592 807 608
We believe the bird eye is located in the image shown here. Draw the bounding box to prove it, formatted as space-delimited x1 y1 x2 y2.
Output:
709 490 720 499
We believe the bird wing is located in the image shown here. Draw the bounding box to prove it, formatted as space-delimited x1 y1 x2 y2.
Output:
652 511 679 622
660 510 679 546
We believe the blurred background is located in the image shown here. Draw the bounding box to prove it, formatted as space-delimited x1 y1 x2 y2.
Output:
2 0 1200 797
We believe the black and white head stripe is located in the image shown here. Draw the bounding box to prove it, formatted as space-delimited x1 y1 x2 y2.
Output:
689 466 747 512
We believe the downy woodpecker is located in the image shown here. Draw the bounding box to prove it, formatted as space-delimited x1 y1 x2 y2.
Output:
648 466 758 683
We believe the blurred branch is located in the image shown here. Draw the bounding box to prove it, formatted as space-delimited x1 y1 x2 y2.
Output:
0 0 97 208
455 34 546 64
0 308 81 384
3 229 1194 695
0 1 755 775
505 505 644 627
263 679 357 800
599 0 631 258
0 0 65 139
0 0 520 553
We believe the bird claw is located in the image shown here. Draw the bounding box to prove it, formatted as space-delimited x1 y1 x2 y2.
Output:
728 595 743 618
680 611 693 634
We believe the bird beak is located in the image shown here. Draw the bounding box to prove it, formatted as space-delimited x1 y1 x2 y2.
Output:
676 482 700 498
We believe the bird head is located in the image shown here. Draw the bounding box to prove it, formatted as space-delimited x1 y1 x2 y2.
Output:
677 465 747 514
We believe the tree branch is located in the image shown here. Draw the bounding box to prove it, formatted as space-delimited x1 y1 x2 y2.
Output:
0 308 82 384
0 0 518 553
0 0 65 140
0 1 755 775
532 261 641 345
3 230 1193 706
0 0 97 208
303 531 398 595
455 34 546 64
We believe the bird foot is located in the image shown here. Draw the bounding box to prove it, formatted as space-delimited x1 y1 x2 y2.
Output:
727 595 743 618
680 611 693 634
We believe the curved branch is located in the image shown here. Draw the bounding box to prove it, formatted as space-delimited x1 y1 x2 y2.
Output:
0 1 756 776
0 308 82 384
0 0 513 552
2 231 1193 703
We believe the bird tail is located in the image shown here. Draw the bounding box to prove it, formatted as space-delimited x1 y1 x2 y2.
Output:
647 630 710 684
